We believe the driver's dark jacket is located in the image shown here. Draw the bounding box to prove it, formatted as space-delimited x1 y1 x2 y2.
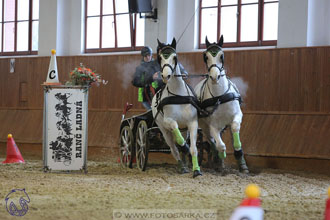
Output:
132 59 163 103
132 59 188 103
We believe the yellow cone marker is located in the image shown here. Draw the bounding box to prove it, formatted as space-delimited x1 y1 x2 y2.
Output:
230 184 264 220
245 184 260 199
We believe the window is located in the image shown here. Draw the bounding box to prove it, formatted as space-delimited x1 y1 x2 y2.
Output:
0 0 39 55
199 0 278 48
85 0 145 53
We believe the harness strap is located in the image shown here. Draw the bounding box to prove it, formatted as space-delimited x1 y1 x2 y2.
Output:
157 95 197 112
161 63 176 73
144 85 156 105
208 64 224 74
156 94 209 118
200 92 242 116
185 83 199 99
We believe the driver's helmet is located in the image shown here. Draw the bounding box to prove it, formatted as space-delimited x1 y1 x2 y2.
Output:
141 46 152 57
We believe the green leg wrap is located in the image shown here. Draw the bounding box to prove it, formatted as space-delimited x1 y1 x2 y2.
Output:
218 151 226 159
173 128 185 146
233 132 242 150
192 156 200 171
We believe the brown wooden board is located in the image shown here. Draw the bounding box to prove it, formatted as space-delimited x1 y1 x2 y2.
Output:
0 47 329 173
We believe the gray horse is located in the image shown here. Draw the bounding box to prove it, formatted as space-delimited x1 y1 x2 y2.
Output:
152 38 202 178
194 36 249 173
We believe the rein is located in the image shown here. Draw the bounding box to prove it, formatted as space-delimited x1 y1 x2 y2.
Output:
172 74 209 78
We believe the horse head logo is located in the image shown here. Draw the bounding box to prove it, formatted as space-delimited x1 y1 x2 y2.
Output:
5 189 30 216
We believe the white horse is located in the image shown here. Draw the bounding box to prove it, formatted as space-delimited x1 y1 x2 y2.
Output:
152 38 202 178
194 36 249 173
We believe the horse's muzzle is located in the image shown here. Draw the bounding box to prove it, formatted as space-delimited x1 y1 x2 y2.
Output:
210 74 220 83
162 74 170 81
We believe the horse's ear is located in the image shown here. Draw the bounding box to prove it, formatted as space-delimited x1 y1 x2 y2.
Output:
205 36 210 48
157 54 161 65
203 51 208 64
218 35 224 47
171 38 176 49
157 39 162 48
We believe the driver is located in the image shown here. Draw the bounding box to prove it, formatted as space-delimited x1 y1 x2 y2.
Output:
132 46 163 110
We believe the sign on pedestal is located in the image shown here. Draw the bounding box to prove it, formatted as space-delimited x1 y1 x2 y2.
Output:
43 86 88 172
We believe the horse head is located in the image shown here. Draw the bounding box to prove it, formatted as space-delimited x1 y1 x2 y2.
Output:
157 38 178 83
204 35 225 83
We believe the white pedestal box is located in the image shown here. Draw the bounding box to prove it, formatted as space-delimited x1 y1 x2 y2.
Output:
43 85 88 172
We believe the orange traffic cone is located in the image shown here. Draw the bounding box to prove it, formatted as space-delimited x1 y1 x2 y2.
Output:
2 134 25 164
43 49 61 85
325 187 330 220
230 184 264 220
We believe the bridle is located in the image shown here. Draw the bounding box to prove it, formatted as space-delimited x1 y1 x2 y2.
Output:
161 63 176 74
158 46 178 76
207 63 224 75
204 45 225 79
200 44 228 100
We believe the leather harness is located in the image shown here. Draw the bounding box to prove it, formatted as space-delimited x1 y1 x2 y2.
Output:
154 44 241 119
154 83 241 118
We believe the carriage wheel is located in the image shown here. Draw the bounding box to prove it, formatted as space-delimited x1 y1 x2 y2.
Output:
119 126 134 168
135 120 149 171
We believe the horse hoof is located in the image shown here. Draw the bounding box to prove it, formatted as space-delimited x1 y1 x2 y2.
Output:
178 166 189 174
240 167 249 174
182 167 189 174
237 157 249 174
193 170 202 178
213 159 225 172
239 164 249 173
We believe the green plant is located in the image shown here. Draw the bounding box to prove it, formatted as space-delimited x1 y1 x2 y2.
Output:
66 64 105 86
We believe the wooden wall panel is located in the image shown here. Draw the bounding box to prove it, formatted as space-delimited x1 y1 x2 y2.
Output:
0 109 139 149
0 109 43 143
217 113 330 160
0 46 329 167
0 47 329 112
0 110 329 161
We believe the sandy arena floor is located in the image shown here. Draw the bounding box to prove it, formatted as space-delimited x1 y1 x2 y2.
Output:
0 155 329 220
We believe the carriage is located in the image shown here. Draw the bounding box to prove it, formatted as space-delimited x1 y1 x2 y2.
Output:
118 103 208 171
119 36 249 176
